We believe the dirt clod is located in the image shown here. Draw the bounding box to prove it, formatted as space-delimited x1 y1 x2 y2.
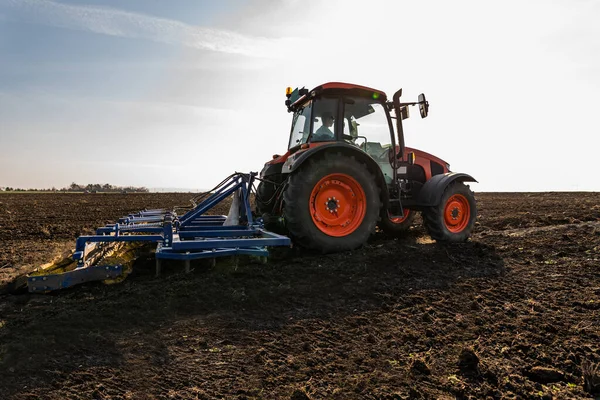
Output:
458 347 480 374
410 357 431 375
527 366 565 384
582 360 600 394
290 388 311 400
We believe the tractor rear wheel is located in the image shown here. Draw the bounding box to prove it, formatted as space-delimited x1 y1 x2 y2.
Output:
379 208 416 236
423 182 476 242
283 153 380 252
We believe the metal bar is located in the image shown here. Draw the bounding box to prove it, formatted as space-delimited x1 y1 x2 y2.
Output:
139 209 168 216
243 173 255 225
185 216 227 223
255 228 291 241
97 226 164 234
75 235 163 253
179 177 243 226
122 216 165 224
179 183 241 226
178 229 259 239
179 224 241 231
170 236 290 251
187 215 227 220
179 178 240 221
28 265 122 292
182 221 228 228
156 247 269 260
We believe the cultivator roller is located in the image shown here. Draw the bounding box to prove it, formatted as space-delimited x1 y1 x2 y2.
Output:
27 172 291 292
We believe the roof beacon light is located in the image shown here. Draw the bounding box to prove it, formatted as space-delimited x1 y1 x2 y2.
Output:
286 87 293 97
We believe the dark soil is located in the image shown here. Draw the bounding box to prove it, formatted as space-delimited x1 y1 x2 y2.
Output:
0 192 599 399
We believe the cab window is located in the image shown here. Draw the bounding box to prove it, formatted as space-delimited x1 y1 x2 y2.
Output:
310 98 338 143
342 97 392 161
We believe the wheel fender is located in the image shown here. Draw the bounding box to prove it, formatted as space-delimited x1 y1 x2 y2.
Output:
416 172 477 206
283 143 387 196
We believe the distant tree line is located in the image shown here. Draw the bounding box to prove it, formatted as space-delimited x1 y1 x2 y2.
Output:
1 183 149 193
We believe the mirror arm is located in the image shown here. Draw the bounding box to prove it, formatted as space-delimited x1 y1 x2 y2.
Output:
392 89 405 160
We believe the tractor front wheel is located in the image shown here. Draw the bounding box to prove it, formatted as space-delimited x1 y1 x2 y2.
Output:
283 153 380 252
423 182 476 242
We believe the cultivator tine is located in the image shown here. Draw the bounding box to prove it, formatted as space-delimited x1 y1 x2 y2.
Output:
156 258 161 277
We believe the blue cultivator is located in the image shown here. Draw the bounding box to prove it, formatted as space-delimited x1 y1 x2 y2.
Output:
27 173 291 292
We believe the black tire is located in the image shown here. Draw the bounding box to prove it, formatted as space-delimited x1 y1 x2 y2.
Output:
378 208 416 236
422 182 477 242
255 181 276 215
283 152 380 252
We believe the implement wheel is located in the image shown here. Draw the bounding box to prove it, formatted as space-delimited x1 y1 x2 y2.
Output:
379 209 416 236
283 153 380 252
422 182 476 242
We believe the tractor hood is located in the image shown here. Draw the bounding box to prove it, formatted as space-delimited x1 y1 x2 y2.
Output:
405 146 450 170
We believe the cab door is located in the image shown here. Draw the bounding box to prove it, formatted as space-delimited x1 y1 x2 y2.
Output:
342 97 396 184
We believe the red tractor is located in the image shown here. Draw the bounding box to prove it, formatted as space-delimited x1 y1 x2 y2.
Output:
256 82 477 252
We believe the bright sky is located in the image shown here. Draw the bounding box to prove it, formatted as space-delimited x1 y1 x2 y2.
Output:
0 0 599 191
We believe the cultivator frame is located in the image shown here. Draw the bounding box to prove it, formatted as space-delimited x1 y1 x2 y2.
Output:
27 172 291 292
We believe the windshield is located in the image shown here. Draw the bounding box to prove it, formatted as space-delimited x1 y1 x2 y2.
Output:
288 97 339 149
288 101 312 149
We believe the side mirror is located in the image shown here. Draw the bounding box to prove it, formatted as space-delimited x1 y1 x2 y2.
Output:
418 93 429 118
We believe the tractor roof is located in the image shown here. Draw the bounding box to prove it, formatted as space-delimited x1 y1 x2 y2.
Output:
288 82 387 111
315 82 387 100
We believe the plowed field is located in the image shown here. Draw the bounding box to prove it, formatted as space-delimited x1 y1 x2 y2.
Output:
0 192 599 399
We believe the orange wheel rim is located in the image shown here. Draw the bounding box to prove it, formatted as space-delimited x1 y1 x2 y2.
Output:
390 209 410 224
309 173 366 237
443 194 470 233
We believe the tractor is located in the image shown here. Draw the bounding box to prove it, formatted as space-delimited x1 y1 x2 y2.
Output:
25 82 478 293
256 82 477 252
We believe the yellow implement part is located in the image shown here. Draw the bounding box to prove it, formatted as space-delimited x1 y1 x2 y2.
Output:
29 242 142 286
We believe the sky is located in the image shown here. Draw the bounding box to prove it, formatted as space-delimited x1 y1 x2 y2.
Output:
0 0 599 192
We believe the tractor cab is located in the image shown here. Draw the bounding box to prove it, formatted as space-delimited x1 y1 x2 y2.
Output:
286 83 401 184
